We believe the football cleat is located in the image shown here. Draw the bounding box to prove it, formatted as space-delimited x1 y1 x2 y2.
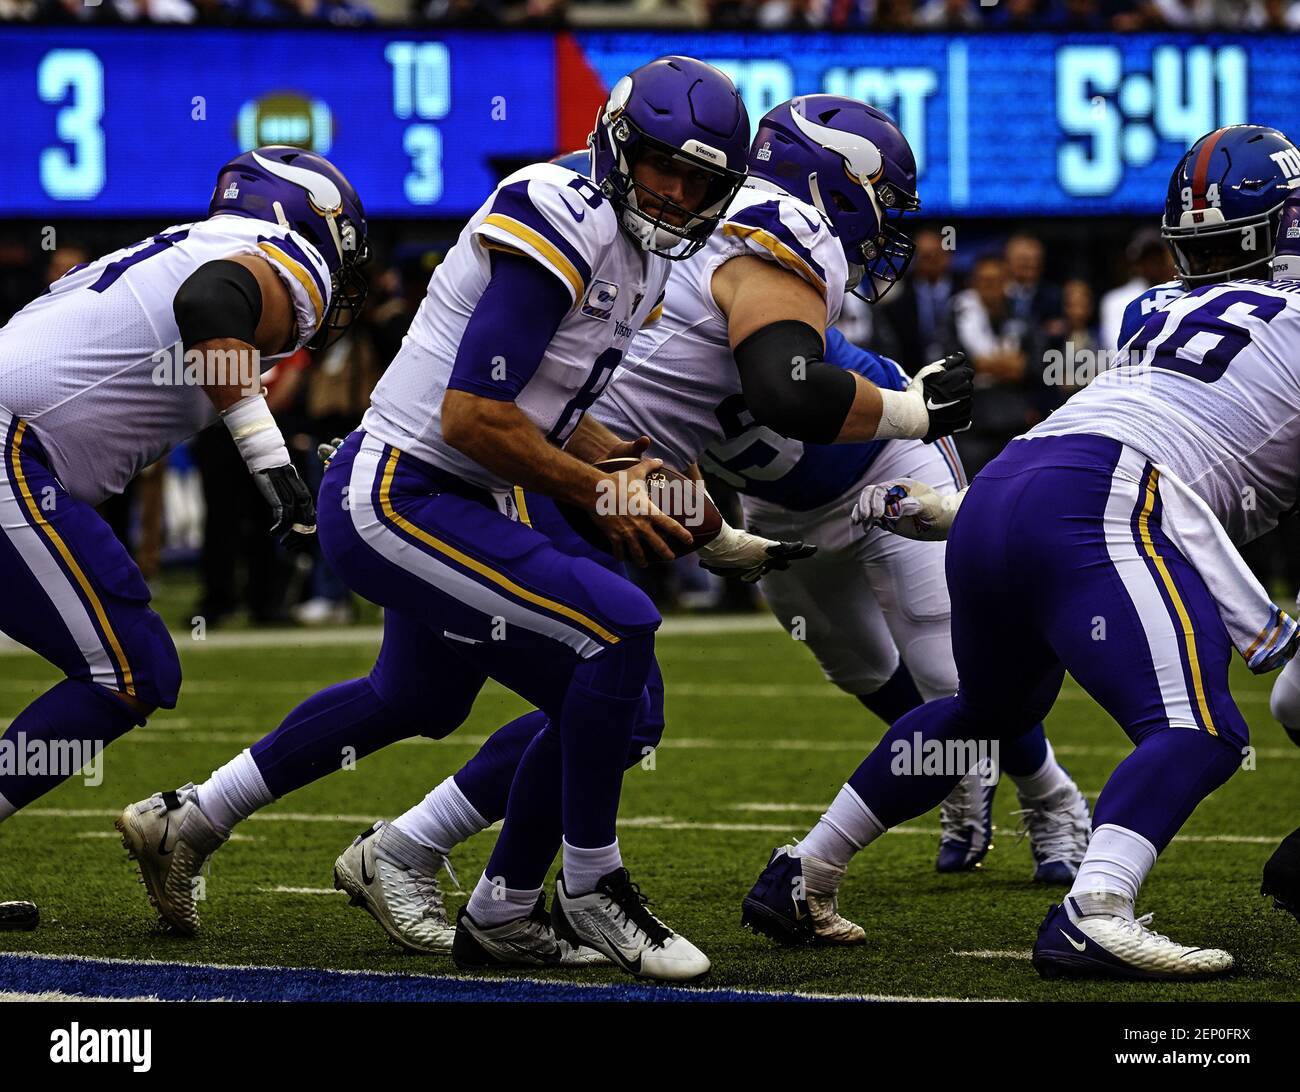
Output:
1014 783 1092 885
741 845 865 947
936 764 997 872
553 867 710 982
1032 896 1234 980
0 900 38 931
333 821 455 954
117 785 227 935
1261 824 1300 923
452 894 610 969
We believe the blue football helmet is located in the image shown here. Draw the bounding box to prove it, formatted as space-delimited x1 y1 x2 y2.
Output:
1162 125 1300 287
208 146 370 349
590 56 750 259
748 96 920 303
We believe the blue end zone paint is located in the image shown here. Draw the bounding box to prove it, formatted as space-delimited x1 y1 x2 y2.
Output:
0 953 826 1002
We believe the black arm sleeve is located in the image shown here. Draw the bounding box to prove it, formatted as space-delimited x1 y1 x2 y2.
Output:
173 259 263 348
732 320 858 444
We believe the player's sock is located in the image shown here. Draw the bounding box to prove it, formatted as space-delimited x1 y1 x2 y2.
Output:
561 837 622 896
856 662 924 725
559 633 655 848
1068 823 1155 919
998 722 1048 778
194 749 275 837
795 783 886 869
452 710 548 823
0 791 14 823
1004 735 1075 800
0 679 136 810
465 871 543 928
248 678 420 798
844 696 981 828
392 775 489 855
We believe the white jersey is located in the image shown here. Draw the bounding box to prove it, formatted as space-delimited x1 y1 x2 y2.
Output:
363 162 669 492
594 179 851 470
0 215 331 505
1029 278 1300 544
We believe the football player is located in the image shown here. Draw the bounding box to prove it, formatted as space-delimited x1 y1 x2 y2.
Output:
0 147 368 925
122 57 756 982
818 124 1300 979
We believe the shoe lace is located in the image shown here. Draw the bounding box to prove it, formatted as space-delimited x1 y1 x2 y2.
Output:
410 871 446 920
939 777 977 838
1119 912 1172 946
1012 793 1087 862
603 874 671 948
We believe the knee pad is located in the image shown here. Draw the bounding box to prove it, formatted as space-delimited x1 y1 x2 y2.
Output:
117 611 181 710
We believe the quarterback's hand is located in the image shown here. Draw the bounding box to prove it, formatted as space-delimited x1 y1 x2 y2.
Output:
590 458 693 567
851 479 964 542
602 434 651 462
253 463 317 549
698 523 817 583
911 352 974 443
316 436 345 468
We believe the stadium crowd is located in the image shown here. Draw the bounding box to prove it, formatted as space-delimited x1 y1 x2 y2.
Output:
3 0 1300 29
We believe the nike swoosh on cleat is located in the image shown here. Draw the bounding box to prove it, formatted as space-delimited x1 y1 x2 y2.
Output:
156 816 174 857
1060 929 1087 952
360 849 376 887
585 921 642 974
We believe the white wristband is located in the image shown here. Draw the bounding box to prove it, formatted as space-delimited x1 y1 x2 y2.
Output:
874 386 929 441
222 392 289 472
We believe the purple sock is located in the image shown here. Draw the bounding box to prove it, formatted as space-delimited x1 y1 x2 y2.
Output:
250 678 422 798
453 710 548 822
856 662 924 725
0 679 137 809
846 696 977 828
999 723 1049 778
482 723 564 891
1092 726 1241 851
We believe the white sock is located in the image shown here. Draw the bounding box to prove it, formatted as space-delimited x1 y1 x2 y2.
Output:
194 749 275 837
466 871 542 927
392 776 488 855
0 790 14 823
1009 740 1075 801
1068 823 1158 919
561 838 622 895
795 784 886 870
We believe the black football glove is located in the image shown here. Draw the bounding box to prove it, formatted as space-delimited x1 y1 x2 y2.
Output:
253 463 317 550
918 352 974 444
1262 824 1300 923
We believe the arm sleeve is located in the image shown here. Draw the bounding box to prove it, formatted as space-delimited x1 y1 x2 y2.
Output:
823 327 910 392
733 320 859 444
173 259 262 348
446 248 572 402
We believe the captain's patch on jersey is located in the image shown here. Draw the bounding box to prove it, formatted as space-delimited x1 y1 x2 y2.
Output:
582 279 620 321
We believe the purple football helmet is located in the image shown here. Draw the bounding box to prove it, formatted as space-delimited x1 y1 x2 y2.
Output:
748 96 920 303
208 146 370 349
590 56 750 260
1162 125 1299 287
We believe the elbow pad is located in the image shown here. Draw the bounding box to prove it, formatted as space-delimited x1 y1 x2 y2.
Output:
733 320 857 444
173 259 263 348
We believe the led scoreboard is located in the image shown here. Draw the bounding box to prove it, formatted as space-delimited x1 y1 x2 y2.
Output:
3 28 1299 218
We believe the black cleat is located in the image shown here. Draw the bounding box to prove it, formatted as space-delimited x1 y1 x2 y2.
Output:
0 901 38 931
1262 825 1300 922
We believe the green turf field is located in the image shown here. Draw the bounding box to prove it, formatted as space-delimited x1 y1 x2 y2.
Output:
1 613 1297 1000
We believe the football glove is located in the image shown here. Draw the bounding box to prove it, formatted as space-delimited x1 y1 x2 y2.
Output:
253 463 317 550
1261 824 1300 924
851 479 966 542
914 352 974 444
317 436 345 468
698 522 817 583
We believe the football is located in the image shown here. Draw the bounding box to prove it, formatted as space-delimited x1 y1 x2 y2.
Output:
559 456 723 557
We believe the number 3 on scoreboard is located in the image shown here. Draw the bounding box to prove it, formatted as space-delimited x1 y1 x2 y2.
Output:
38 50 105 202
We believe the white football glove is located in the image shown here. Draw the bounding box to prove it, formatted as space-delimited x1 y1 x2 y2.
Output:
851 479 966 541
697 521 817 583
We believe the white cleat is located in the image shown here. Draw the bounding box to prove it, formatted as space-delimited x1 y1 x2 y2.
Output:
333 821 456 954
1033 896 1234 980
553 867 710 982
452 895 611 969
1014 783 1092 885
117 785 227 936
